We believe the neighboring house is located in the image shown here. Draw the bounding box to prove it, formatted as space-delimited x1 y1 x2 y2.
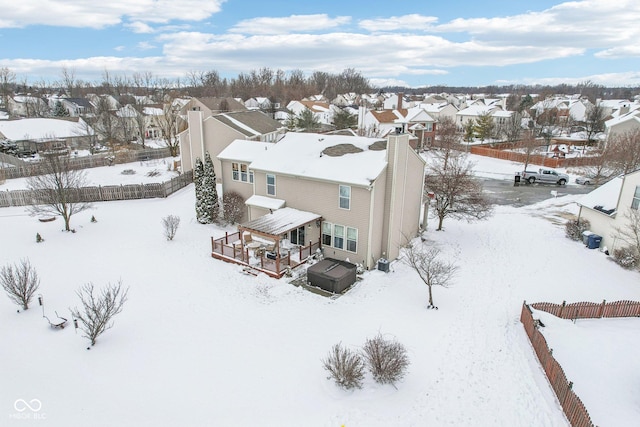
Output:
244 97 273 110
577 171 640 253
7 95 48 117
455 103 503 129
214 131 425 276
179 97 247 115
86 94 120 111
0 117 95 154
286 100 337 125
419 102 459 122
178 109 284 178
332 92 359 107
61 97 94 117
382 93 412 110
605 109 640 138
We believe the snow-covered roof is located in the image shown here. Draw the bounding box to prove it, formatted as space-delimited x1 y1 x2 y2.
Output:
0 118 92 141
578 176 623 215
218 140 274 163
245 195 286 210
241 207 320 236
246 132 387 187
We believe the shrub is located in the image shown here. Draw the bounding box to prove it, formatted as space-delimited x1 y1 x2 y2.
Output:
362 334 409 386
36 232 44 243
162 215 181 241
612 246 639 269
565 218 591 241
0 259 40 310
223 191 245 224
322 343 365 390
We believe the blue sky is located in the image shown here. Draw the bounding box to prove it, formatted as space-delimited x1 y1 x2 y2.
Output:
2 0 640 88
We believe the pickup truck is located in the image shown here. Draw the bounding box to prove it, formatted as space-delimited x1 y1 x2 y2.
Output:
520 168 569 185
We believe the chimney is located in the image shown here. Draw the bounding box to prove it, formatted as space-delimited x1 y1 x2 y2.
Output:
397 92 403 110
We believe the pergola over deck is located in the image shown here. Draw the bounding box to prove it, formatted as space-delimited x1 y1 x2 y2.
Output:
211 207 322 278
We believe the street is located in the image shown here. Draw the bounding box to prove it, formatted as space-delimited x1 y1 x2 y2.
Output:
480 178 593 207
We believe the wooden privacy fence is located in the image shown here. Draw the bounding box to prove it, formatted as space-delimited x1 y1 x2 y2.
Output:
470 146 598 169
0 170 193 207
520 302 595 427
0 147 173 180
531 299 640 320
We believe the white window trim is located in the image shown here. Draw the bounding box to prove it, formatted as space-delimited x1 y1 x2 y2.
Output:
266 173 276 196
339 185 351 210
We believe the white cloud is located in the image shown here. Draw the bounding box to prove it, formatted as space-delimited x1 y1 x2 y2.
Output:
126 21 154 34
359 14 438 32
114 46 125 52
496 71 640 87
137 41 156 50
0 0 225 29
595 46 640 59
229 14 351 35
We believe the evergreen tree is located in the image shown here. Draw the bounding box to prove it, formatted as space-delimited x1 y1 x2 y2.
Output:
194 157 207 223
202 152 220 223
53 100 69 117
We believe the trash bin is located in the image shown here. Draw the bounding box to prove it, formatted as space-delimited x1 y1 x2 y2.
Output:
377 258 389 273
514 172 521 184
582 230 593 246
587 234 602 249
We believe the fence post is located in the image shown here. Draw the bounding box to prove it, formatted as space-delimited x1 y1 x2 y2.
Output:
598 299 606 318
559 300 566 318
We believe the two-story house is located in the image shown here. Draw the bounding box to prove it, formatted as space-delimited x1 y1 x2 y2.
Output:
213 131 426 276
577 170 640 253
178 109 284 180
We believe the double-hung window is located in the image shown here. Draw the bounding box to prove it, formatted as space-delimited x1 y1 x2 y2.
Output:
232 162 239 181
267 174 276 196
333 225 344 249
322 222 332 246
346 227 357 252
339 185 351 210
632 186 640 209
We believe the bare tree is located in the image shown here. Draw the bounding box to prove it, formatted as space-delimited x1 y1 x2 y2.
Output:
502 112 524 144
322 343 365 390
402 244 457 308
60 66 77 97
70 281 128 347
26 153 92 231
157 100 180 156
92 95 120 154
0 67 16 111
424 151 493 231
0 259 40 310
361 334 409 386
607 129 640 175
581 104 607 144
162 215 181 241
520 130 540 172
614 208 640 261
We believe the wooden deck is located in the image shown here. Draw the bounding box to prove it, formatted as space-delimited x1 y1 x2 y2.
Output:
211 231 321 278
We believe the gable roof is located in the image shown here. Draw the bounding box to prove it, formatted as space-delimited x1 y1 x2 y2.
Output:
199 97 247 112
229 132 387 187
578 175 623 215
0 117 91 141
212 110 281 137
369 109 408 124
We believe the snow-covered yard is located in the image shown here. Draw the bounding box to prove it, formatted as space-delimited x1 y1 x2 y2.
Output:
1 155 639 426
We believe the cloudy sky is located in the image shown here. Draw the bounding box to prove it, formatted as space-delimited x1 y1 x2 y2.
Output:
2 0 640 88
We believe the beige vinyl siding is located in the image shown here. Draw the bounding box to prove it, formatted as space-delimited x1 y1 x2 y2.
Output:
219 159 255 223
253 171 374 265
201 118 246 182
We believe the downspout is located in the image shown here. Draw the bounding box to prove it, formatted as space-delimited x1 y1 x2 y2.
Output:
367 183 375 270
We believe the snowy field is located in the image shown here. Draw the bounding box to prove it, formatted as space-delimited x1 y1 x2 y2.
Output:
1 154 639 426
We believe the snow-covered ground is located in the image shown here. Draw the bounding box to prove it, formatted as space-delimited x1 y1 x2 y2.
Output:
1 154 639 426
